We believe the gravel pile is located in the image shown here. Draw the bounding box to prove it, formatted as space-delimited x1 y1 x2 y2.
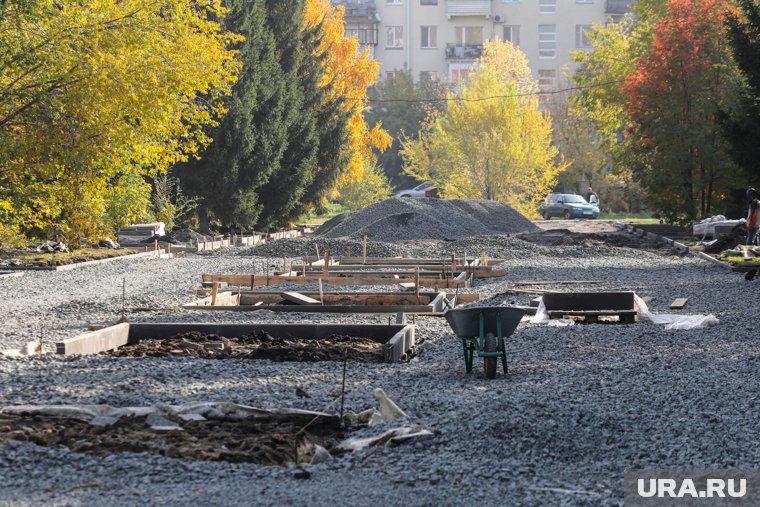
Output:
317 198 538 241
0 232 756 506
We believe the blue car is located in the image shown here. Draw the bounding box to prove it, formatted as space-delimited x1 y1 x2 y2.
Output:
539 193 599 220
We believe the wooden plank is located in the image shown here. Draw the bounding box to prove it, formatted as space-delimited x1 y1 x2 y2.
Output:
322 251 331 276
547 310 638 317
199 289 478 304
398 282 416 290
210 282 219 306
333 257 507 265
514 280 603 285
289 267 505 277
290 263 476 271
281 292 321 305
669 298 688 310
202 273 469 288
184 303 437 314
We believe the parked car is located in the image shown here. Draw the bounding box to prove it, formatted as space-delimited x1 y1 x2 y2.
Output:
394 181 438 199
539 193 599 219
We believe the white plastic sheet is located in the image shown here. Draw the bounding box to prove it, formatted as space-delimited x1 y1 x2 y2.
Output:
634 294 719 330
692 215 745 239
529 294 718 330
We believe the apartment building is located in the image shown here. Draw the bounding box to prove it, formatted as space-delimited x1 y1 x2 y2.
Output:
333 0 631 91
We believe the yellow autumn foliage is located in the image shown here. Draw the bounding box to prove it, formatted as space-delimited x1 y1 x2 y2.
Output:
401 40 565 217
304 0 391 188
0 0 240 245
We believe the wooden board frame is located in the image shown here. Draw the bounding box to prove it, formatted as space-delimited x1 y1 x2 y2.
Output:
183 290 463 314
201 273 471 288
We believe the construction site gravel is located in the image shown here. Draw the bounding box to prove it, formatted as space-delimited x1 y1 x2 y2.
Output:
0 202 755 506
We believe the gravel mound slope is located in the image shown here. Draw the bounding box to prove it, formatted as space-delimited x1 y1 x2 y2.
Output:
0 233 755 506
317 198 538 241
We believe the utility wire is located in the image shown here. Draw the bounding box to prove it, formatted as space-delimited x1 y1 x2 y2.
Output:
350 79 626 104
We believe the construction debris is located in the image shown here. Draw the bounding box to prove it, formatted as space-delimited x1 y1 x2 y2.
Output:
0 402 342 465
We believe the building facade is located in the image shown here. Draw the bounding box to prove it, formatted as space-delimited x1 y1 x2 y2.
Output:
333 0 631 91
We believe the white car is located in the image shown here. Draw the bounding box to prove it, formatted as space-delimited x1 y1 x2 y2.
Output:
394 181 438 198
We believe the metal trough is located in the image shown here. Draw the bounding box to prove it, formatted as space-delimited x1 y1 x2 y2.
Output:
541 291 637 323
56 322 415 363
183 290 459 314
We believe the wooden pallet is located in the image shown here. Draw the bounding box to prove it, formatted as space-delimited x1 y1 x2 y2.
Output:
546 310 637 323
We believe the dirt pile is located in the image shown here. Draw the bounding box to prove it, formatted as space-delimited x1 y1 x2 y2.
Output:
317 198 538 241
0 413 342 465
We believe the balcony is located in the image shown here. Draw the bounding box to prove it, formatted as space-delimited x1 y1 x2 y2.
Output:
445 43 484 60
346 26 378 45
605 0 633 15
332 1 377 19
447 0 491 18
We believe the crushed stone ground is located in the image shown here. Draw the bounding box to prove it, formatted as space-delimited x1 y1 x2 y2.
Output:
0 213 755 506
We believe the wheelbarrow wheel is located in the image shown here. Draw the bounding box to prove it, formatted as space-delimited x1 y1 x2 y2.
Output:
483 332 498 379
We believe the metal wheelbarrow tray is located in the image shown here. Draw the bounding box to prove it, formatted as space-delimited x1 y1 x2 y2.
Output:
444 306 526 379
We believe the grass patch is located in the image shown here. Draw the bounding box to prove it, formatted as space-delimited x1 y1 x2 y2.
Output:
299 202 347 226
0 248 136 267
722 255 760 266
598 211 658 222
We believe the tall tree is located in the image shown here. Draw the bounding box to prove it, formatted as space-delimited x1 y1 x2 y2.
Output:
365 69 447 189
0 0 239 244
177 0 289 232
254 0 320 229
544 79 643 213
571 0 668 195
725 0 760 185
623 0 743 221
401 40 564 218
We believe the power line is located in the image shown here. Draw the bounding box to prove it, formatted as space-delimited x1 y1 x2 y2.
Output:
356 79 626 104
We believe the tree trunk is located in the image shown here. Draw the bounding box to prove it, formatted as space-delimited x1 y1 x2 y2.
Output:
199 205 210 234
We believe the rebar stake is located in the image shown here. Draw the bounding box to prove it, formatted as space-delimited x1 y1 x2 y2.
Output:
121 277 126 322
340 348 348 429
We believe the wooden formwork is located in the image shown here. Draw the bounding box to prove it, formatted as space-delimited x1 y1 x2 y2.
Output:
201 271 473 289
56 322 415 362
280 267 506 280
314 257 506 266
542 291 638 323
183 290 477 314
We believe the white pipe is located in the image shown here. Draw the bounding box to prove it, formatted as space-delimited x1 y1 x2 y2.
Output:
406 0 411 73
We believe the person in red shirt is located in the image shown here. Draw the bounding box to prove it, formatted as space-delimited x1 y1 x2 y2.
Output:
748 187 759 245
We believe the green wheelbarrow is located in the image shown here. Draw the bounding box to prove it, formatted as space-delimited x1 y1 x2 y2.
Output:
444 306 527 379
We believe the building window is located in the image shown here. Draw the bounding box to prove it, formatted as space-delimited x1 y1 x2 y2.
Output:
449 63 476 85
538 24 556 58
420 70 439 81
538 69 557 93
575 24 592 48
455 26 483 45
539 0 556 14
421 0 438 4
421 26 437 48
347 26 378 45
503 25 520 46
386 26 403 48
387 0 402 4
